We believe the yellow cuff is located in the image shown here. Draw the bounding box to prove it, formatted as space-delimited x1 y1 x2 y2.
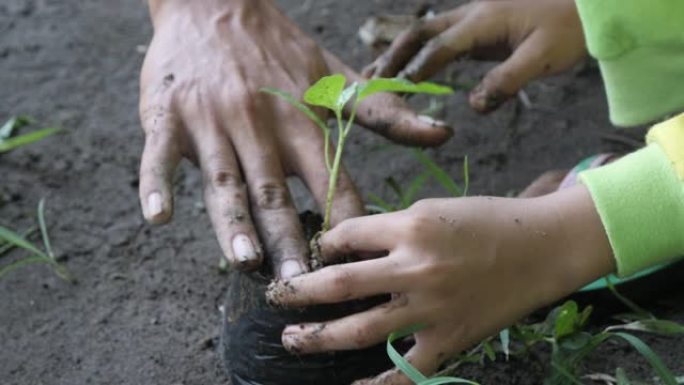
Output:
646 113 684 180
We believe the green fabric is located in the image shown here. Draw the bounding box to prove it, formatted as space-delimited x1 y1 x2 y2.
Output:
580 144 684 277
575 0 684 126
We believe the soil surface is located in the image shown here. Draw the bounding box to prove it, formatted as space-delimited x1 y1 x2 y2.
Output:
1 1 682 384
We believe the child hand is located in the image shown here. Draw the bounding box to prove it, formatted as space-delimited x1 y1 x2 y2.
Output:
267 185 614 384
364 0 587 113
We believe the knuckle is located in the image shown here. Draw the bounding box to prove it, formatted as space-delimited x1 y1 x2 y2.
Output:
252 180 291 210
470 1 497 19
353 324 378 347
325 266 354 300
207 168 243 189
401 210 433 238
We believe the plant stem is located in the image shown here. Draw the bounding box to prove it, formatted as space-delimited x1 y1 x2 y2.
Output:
323 114 344 231
322 103 360 232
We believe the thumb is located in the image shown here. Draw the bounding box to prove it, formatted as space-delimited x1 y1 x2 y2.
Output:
322 49 453 147
469 31 551 113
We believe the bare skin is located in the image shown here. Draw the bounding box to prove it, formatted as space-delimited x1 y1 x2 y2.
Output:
364 0 587 113
139 0 452 279
267 185 616 385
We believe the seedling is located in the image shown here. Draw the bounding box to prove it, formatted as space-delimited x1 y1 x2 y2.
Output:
0 115 61 153
262 75 452 234
0 198 72 282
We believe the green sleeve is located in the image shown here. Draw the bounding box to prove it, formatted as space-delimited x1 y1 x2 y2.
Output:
580 143 684 277
574 0 684 126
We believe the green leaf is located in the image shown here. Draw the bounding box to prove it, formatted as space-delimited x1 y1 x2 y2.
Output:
550 361 585 385
402 172 431 209
386 176 405 203
337 82 359 111
0 127 61 153
303 74 346 112
388 324 429 383
499 328 510 361
559 331 592 351
606 278 653 319
462 156 470 197
0 225 48 258
554 301 580 340
261 88 330 134
607 319 684 337
387 324 479 385
0 226 37 257
483 341 496 362
0 256 53 279
616 368 632 385
367 192 395 213
358 78 453 103
0 115 33 139
413 149 463 197
37 198 55 259
611 332 677 385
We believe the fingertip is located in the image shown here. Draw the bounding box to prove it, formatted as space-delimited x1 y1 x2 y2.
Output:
415 114 454 144
279 259 307 279
229 233 263 271
281 324 310 354
143 190 173 224
468 83 509 114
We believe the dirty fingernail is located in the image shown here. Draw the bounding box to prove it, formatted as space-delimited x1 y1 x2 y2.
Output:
280 260 304 279
232 234 257 263
147 192 163 219
282 327 302 351
418 115 447 127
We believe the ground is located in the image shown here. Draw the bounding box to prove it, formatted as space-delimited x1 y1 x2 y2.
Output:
1 0 682 384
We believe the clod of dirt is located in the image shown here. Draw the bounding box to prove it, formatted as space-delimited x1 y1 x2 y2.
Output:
222 212 393 385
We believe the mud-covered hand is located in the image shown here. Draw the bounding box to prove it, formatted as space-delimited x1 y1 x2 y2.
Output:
267 185 615 384
138 0 452 279
364 0 586 113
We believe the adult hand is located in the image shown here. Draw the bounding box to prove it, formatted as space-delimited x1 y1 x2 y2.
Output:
364 0 587 113
138 0 452 278
267 185 615 384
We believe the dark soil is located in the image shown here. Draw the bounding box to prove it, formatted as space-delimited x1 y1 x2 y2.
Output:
1 1 682 385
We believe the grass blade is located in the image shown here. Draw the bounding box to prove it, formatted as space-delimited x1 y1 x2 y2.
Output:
37 198 55 259
611 332 677 385
0 256 53 278
0 225 48 258
388 324 479 385
551 361 585 385
388 326 428 383
0 115 33 139
605 278 653 319
462 156 470 197
499 328 510 361
0 127 61 153
0 226 38 257
413 150 463 197
367 192 394 213
402 172 431 209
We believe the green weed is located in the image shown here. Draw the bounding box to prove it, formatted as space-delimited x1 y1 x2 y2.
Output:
0 198 72 282
0 115 61 153
1 115 70 281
